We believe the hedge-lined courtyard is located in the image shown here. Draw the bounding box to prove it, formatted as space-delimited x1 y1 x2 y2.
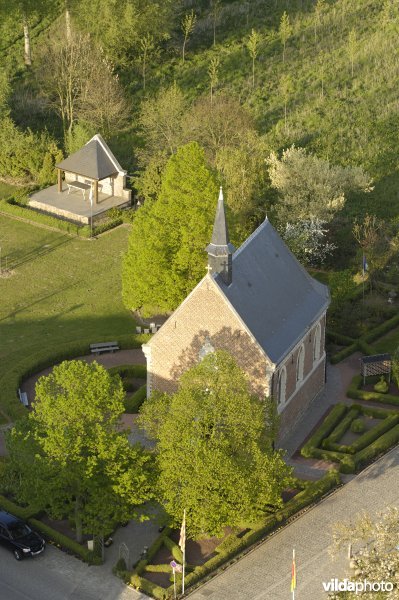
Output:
0 215 137 420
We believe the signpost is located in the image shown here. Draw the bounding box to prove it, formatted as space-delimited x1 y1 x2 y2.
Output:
170 561 183 599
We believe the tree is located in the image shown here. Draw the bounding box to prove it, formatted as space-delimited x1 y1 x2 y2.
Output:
138 351 292 536
279 73 294 133
352 214 390 284
181 9 197 63
38 32 128 141
122 142 219 315
138 33 157 90
330 508 399 599
282 219 336 267
246 29 261 87
279 11 292 63
138 83 188 165
210 0 222 46
348 28 357 78
267 145 372 223
208 56 220 103
6 360 152 542
314 0 326 43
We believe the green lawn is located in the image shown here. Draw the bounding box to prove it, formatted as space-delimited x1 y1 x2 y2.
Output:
0 215 136 419
374 327 399 355
0 182 21 200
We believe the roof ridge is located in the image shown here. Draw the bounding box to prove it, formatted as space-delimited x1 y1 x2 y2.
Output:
232 218 269 261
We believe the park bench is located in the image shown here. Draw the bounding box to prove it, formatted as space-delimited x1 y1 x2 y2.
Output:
90 341 120 355
18 389 28 407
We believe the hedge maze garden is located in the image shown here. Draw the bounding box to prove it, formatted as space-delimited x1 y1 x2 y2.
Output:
301 401 399 474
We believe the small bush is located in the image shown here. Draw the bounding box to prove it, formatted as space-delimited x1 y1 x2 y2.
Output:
374 376 389 394
351 418 366 433
347 375 399 406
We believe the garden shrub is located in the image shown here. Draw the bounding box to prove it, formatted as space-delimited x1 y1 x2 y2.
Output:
374 376 389 393
214 533 242 555
301 404 347 457
125 385 147 413
350 418 366 434
349 414 399 452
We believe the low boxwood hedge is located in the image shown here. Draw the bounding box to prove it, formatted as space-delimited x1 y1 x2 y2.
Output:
129 471 341 598
326 330 356 346
1 334 148 421
347 375 399 406
323 407 360 446
353 424 399 470
28 517 101 563
0 494 41 520
301 404 348 457
125 385 147 413
324 413 399 455
330 343 358 364
108 364 147 379
163 535 183 563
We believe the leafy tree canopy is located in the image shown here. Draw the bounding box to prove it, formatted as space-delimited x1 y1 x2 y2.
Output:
6 360 153 541
138 350 292 537
267 145 372 223
122 141 219 316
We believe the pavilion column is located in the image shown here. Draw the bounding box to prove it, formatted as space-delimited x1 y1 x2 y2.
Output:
94 180 99 205
57 169 62 193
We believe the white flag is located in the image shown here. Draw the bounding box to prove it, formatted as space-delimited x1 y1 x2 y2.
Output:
179 510 186 553
89 187 93 206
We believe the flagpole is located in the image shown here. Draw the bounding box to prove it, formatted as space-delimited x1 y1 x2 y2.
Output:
292 548 296 600
182 509 186 595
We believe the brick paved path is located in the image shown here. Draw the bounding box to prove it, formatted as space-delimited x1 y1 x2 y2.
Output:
188 445 399 600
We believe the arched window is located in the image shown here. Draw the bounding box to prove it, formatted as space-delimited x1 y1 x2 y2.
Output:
277 367 287 406
313 323 322 362
296 345 305 384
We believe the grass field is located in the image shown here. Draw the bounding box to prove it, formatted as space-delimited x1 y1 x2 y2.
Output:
0 215 136 418
0 182 21 200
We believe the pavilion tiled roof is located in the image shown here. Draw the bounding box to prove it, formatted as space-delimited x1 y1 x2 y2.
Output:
57 134 123 180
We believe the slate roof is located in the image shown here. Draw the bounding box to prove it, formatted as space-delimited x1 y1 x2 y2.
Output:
57 134 123 180
214 218 330 365
206 187 235 257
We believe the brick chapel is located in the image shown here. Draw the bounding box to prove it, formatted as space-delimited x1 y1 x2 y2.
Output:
142 188 330 438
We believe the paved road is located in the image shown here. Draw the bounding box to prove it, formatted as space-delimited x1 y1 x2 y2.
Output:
188 446 399 600
0 543 148 600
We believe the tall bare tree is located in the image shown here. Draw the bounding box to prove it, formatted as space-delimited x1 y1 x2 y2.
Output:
181 10 197 63
279 11 292 63
208 56 220 103
246 29 261 88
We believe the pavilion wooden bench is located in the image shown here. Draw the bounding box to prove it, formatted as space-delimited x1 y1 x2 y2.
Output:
67 180 91 199
90 341 120 355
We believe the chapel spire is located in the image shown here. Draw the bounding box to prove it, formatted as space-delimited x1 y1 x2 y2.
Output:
206 187 235 285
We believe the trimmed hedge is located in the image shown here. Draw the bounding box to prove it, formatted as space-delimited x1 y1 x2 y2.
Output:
301 404 348 457
129 471 341 598
326 330 356 346
347 375 399 407
0 494 40 520
1 334 149 421
362 312 399 344
354 424 399 470
28 517 101 563
330 343 358 364
323 407 360 446
163 536 183 563
323 414 399 454
0 197 128 238
108 365 147 379
145 564 171 573
125 385 147 413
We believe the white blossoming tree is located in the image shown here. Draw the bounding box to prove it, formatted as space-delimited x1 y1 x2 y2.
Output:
329 508 399 599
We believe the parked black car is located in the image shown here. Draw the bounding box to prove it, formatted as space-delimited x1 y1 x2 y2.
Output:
0 511 45 560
